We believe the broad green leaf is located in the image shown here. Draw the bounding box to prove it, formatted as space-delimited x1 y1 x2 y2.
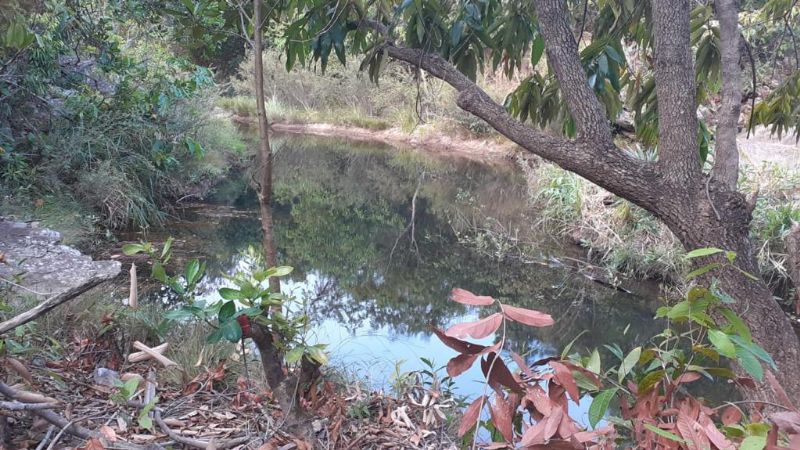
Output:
687 262 722 279
122 243 145 256
708 330 736 358
265 266 293 277
185 259 201 285
736 347 763 381
643 424 685 443
218 287 244 301
587 349 601 374
666 301 691 320
218 319 242 343
739 436 767 450
618 346 641 383
161 237 174 261
285 346 304 364
531 34 545 66
218 301 236 321
561 330 588 359
685 247 724 259
151 262 167 283
720 308 751 341
730 335 776 369
307 346 328 365
588 388 617 428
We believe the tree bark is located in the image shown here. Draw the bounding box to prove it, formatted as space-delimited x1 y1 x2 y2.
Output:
651 0 702 184
713 0 743 189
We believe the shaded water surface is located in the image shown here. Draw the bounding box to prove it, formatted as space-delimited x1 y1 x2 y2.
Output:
127 134 673 413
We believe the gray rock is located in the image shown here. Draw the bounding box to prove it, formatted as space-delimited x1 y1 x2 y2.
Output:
0 218 121 296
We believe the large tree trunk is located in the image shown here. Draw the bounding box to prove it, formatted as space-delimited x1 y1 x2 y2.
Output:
661 180 800 404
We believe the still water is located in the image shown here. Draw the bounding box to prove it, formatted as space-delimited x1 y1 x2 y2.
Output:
128 134 670 422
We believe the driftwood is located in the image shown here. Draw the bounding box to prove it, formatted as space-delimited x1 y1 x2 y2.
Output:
131 341 178 368
0 273 115 335
128 342 169 363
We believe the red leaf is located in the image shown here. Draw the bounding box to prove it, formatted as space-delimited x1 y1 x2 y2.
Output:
698 415 735 450
501 304 554 327
459 395 485 437
237 315 252 338
557 407 580 438
489 395 515 443
510 350 533 378
770 411 800 434
766 370 796 410
549 361 580 404
520 418 548 447
447 352 480 378
445 313 503 339
675 372 701 384
676 412 710 450
543 406 564 440
720 406 742 425
451 288 494 306
481 352 523 393
526 385 553 416
432 328 487 354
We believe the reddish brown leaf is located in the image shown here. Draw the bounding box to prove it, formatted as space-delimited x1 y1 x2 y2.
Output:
481 352 523 393
562 361 602 389
676 413 710 450
451 288 495 306
698 414 734 450
501 304 554 327
445 313 503 339
549 361 580 404
447 352 480 378
5 357 33 384
734 377 757 389
526 385 553 416
459 395 485 437
489 395 515 443
520 418 548 447
766 370 796 410
99 425 117 442
510 350 534 378
543 406 564 440
79 439 106 450
674 372 701 385
720 406 742 425
557 406 580 438
770 411 800 434
432 328 487 354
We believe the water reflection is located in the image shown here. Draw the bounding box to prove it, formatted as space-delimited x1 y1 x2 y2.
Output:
133 135 666 388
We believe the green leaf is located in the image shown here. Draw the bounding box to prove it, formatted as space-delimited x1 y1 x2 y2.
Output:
185 259 201 285
138 397 158 431
708 330 736 358
285 346 304 364
307 345 328 365
218 287 244 301
685 247 725 259
618 346 641 383
730 335 776 369
643 424 685 443
587 349 601 374
152 262 167 283
666 301 691 320
161 237 174 261
218 301 236 321
720 308 751 341
122 244 145 256
531 34 545 67
588 388 617 428
561 330 588 359
687 262 722 279
218 319 242 343
736 346 764 381
739 436 767 450
266 266 293 278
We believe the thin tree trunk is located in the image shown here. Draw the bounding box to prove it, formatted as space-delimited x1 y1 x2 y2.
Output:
713 0 743 189
252 0 280 295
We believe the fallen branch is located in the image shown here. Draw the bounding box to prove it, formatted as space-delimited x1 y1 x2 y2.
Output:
128 342 169 363
0 400 59 411
132 341 178 367
0 274 116 335
154 409 251 449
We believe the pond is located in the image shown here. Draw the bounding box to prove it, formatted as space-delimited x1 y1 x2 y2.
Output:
122 133 678 423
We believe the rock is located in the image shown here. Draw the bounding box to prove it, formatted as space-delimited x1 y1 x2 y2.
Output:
0 218 121 296
93 367 121 386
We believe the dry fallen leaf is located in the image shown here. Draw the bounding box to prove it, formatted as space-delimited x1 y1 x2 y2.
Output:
99 425 117 442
